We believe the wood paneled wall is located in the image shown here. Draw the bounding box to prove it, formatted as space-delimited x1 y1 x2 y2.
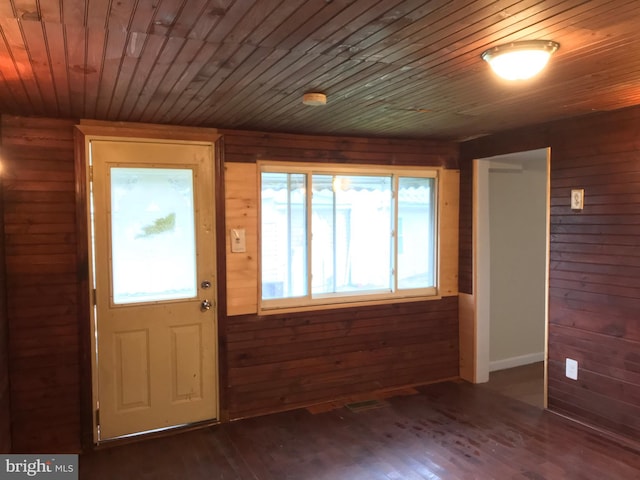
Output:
460 105 640 444
221 129 459 168
0 119 459 451
458 156 473 295
1 116 80 452
227 298 459 418
0 177 10 453
222 129 461 419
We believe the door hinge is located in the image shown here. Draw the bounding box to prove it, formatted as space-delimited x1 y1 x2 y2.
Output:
92 288 97 307
95 408 100 426
89 165 93 182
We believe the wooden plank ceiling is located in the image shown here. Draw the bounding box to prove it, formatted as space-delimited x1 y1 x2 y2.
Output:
0 0 639 140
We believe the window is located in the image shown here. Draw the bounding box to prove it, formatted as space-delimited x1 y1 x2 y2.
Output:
260 163 438 310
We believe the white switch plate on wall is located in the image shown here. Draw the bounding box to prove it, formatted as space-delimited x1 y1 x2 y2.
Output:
566 358 578 380
571 189 584 210
230 228 246 253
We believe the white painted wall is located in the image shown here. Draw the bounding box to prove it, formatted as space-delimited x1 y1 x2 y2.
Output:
488 152 547 371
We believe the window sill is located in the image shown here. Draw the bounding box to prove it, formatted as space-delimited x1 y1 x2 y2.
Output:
258 292 443 316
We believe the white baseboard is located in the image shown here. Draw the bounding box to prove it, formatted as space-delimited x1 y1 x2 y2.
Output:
490 352 545 372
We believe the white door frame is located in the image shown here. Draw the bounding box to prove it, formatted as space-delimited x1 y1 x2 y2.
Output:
474 157 492 383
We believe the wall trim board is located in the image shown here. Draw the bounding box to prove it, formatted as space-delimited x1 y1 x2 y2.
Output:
490 352 545 372
73 125 92 452
214 135 230 423
458 293 476 382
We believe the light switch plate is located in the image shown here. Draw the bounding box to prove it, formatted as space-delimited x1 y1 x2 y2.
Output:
230 228 246 253
571 189 584 210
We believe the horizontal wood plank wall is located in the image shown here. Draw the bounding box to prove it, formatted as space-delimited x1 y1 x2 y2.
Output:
459 105 640 444
228 298 459 418
0 177 10 453
221 129 459 168
458 158 473 294
1 115 80 453
221 129 460 419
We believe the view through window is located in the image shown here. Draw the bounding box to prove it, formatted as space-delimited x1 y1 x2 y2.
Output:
261 165 437 309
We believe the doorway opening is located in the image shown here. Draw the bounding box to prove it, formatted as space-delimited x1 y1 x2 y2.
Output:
472 148 550 408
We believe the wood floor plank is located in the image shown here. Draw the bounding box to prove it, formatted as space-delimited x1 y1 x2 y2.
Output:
79 381 640 479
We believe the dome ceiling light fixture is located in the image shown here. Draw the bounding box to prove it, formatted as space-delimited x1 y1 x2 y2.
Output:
302 92 327 106
481 40 560 81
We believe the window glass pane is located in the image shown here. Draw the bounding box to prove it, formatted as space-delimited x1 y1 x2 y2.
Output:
111 168 197 304
312 175 392 295
397 177 435 289
261 173 307 300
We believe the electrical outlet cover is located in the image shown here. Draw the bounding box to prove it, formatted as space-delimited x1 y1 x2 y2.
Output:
566 358 578 380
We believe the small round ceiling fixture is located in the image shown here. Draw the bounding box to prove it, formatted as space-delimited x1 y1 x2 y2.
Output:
481 40 560 81
302 92 327 106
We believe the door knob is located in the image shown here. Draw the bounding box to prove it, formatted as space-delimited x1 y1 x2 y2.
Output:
201 299 212 311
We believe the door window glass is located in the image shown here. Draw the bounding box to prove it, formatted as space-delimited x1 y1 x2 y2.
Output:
110 167 197 304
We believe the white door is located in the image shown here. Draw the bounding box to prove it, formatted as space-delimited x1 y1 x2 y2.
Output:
90 139 218 441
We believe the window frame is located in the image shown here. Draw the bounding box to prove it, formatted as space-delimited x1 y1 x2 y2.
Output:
258 161 441 313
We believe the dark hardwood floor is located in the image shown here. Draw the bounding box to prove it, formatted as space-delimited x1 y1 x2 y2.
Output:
80 381 640 479
479 362 545 409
